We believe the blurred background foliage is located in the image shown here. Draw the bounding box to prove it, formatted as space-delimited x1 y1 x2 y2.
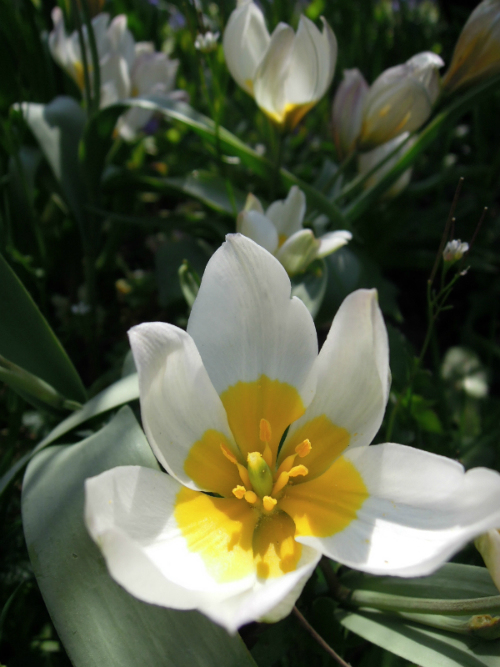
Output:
0 0 499 664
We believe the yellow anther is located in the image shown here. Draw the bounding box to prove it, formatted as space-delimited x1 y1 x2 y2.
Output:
244 490 258 504
263 496 277 512
237 463 251 489
232 485 246 499
272 471 289 496
289 464 308 478
220 443 237 464
259 418 272 443
262 441 273 468
295 439 312 458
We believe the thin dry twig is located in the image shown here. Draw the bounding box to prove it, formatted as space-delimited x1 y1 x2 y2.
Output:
293 606 352 667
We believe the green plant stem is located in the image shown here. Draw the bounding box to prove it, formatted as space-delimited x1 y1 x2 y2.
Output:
269 120 284 200
323 149 358 196
293 606 352 667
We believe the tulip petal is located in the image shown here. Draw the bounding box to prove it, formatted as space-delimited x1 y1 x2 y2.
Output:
265 185 306 240
278 289 389 479
223 0 270 95
237 210 279 254
188 235 318 460
275 229 320 276
254 23 295 123
128 322 241 496
85 465 321 634
316 230 352 258
293 443 500 577
285 16 337 105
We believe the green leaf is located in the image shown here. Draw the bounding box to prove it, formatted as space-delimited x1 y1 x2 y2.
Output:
116 97 347 228
22 407 256 667
156 237 211 308
290 259 328 319
0 253 86 402
164 170 246 215
17 96 87 227
336 608 500 667
0 373 139 498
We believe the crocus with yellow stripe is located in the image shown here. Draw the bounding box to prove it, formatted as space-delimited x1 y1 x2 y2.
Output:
222 0 337 129
85 235 500 633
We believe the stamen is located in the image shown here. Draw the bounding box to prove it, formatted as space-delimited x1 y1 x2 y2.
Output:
237 464 251 489
220 443 237 464
232 485 246 499
262 442 273 468
289 465 308 478
263 496 277 512
295 439 312 458
272 471 289 496
276 453 296 476
244 490 258 504
259 418 272 443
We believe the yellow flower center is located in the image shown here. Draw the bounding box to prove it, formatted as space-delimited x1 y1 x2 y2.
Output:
220 418 311 517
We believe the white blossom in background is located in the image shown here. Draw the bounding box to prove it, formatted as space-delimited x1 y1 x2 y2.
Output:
223 0 337 129
237 186 351 275
442 239 469 263
443 0 500 93
358 132 416 198
194 31 220 53
331 68 368 160
441 347 488 399
85 235 500 634
49 8 185 139
359 52 444 150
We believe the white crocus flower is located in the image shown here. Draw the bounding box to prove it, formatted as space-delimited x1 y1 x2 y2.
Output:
443 0 500 93
85 235 500 634
359 52 444 150
49 9 183 139
476 529 500 592
223 0 337 129
236 187 351 275
358 132 416 198
331 68 369 160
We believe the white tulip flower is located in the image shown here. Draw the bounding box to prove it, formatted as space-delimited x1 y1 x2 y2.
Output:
359 51 444 150
358 132 416 198
85 235 500 633
49 9 184 139
476 529 500 592
331 68 369 160
237 186 351 275
443 0 500 93
223 0 337 129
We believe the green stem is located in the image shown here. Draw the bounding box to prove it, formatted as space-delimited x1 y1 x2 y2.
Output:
70 0 92 115
80 0 101 114
293 607 352 667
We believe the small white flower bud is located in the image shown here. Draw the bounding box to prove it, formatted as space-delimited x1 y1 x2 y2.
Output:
442 239 469 263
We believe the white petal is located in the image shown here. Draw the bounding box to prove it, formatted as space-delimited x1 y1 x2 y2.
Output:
107 14 135 67
332 68 369 158
242 192 264 215
253 24 295 121
85 467 253 608
475 529 500 592
128 322 237 492
265 185 306 239
284 16 337 104
237 210 279 254
223 0 270 95
100 53 131 102
303 443 500 577
187 234 318 403
285 289 389 457
116 107 153 139
316 230 352 258
131 51 178 96
275 229 320 275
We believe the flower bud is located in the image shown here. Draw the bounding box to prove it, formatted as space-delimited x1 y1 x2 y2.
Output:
331 68 368 159
359 52 444 150
442 0 500 93
358 132 416 198
476 529 500 593
194 31 220 53
442 239 469 263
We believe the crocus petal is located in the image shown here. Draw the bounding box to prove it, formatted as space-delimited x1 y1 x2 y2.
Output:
265 185 306 240
237 210 279 254
106 14 135 68
100 53 131 101
293 443 500 577
285 16 337 105
332 68 368 159
275 229 320 276
188 235 318 459
279 289 389 479
253 23 295 123
128 322 241 496
316 230 352 258
132 50 179 96
223 0 270 95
